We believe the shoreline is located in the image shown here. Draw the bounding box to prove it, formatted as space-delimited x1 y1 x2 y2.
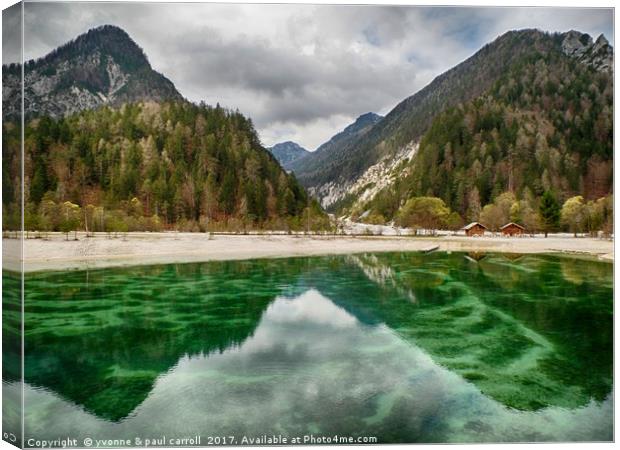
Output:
2 232 613 272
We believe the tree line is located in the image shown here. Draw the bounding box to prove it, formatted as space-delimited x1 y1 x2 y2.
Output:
358 191 612 237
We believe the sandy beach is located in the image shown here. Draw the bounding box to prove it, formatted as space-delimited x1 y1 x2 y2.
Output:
2 231 613 272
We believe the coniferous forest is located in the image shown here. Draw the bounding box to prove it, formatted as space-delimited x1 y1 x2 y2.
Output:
3 101 328 234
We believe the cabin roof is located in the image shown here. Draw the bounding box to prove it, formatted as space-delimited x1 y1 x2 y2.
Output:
462 222 487 230
500 222 525 230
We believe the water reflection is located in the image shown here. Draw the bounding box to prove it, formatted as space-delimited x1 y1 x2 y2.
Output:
18 259 311 422
344 253 613 411
3 252 613 443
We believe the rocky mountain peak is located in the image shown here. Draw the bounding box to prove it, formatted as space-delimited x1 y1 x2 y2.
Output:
561 30 613 72
592 34 611 57
561 30 593 55
275 141 302 148
57 25 150 69
2 24 183 119
268 141 310 169
356 112 382 123
345 112 382 132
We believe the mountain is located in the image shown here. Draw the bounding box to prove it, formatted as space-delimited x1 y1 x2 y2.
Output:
2 26 327 233
287 112 382 197
2 25 183 119
297 29 613 214
268 141 310 169
314 112 383 156
351 29 613 226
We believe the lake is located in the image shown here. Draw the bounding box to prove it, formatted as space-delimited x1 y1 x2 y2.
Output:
3 252 613 445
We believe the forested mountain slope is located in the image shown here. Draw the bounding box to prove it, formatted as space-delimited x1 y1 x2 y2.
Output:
302 29 612 211
354 31 613 226
3 101 322 232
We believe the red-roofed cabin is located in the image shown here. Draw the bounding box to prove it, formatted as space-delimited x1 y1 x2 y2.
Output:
500 222 525 237
462 222 487 237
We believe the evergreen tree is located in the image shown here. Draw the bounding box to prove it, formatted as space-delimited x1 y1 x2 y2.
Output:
539 191 560 237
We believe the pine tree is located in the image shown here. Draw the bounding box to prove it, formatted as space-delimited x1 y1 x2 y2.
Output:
539 190 560 238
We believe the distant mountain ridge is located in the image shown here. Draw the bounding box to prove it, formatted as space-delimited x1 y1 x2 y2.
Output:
268 141 310 170
288 112 382 185
2 24 183 119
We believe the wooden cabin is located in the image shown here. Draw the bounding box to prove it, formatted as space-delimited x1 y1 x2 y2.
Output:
500 222 525 237
462 222 487 237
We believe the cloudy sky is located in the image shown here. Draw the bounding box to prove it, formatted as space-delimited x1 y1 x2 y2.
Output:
3 2 614 149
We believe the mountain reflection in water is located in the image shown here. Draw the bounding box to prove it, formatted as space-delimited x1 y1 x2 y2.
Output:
2 252 613 443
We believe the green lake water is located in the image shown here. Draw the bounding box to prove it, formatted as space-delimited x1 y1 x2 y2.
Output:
2 252 614 444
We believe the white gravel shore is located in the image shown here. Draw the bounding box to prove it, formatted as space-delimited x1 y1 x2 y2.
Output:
2 231 613 272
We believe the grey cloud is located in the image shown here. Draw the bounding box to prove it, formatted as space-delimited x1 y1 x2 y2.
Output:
170 31 316 96
145 18 421 127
